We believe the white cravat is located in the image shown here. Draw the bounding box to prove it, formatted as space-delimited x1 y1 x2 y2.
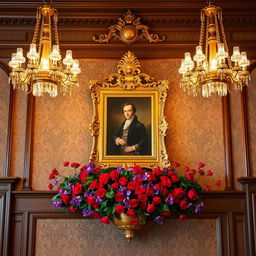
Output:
123 116 134 130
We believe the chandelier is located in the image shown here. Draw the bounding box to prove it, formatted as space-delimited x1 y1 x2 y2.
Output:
8 5 81 97
179 1 250 97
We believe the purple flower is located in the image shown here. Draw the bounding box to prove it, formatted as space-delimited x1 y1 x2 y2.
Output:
52 200 62 208
95 196 102 203
63 190 71 195
126 167 133 172
123 198 130 208
133 174 141 180
195 202 204 213
67 183 74 191
82 210 94 217
163 167 169 172
126 190 132 196
118 186 127 194
54 178 60 185
84 191 90 198
117 166 123 173
141 174 148 181
70 196 82 206
166 196 174 205
75 173 80 178
154 216 164 224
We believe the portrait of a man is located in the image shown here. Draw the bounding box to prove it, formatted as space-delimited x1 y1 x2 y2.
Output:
106 97 152 156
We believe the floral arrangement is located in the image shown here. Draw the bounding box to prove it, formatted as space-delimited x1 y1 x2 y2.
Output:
48 161 220 225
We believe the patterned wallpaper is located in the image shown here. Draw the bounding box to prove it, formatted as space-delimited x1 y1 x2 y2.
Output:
247 69 256 177
36 218 217 256
32 59 225 190
0 69 9 177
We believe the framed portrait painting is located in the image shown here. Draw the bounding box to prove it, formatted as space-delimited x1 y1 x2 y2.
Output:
89 51 169 168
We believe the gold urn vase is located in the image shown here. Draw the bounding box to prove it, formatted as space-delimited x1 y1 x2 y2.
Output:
111 213 146 241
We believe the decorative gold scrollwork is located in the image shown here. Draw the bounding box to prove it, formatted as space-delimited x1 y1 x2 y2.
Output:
93 10 166 45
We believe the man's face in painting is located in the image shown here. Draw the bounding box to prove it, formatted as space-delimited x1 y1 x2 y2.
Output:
123 104 135 120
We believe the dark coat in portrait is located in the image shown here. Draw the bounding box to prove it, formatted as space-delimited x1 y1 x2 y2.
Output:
112 115 149 155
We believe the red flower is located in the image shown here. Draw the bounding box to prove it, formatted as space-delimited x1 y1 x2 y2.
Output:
205 185 211 191
72 182 83 196
173 188 185 198
173 162 180 167
178 214 187 221
119 177 128 186
49 168 58 180
100 217 110 224
152 196 161 205
89 181 99 190
134 177 142 186
154 183 164 192
70 162 80 168
49 173 55 180
167 170 175 176
140 201 147 209
99 173 109 185
153 168 163 176
191 169 196 173
63 161 70 167
61 194 70 204
162 188 168 196
185 173 194 181
129 199 139 208
48 183 53 190
92 212 101 219
138 194 148 203
127 181 136 191
187 189 198 200
145 187 154 196
206 170 213 176
115 192 125 203
110 182 119 189
96 188 107 198
160 211 171 217
147 204 156 213
94 167 102 173
184 166 190 172
126 209 136 217
135 187 146 195
110 170 119 181
198 169 205 175
115 204 125 214
132 165 142 174
80 165 87 172
171 175 179 183
86 196 95 205
216 180 221 186
180 200 188 210
131 218 139 225
160 176 172 187
93 202 100 209
146 172 156 182
80 172 88 183
68 206 77 213
198 162 205 168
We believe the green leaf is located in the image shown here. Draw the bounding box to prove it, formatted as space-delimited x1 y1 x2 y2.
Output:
106 190 114 199
52 194 60 201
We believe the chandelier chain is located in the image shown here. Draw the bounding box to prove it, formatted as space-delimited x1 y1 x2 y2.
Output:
38 13 44 58
219 9 232 68
32 9 41 44
53 12 59 45
205 17 209 61
214 13 221 45
199 10 205 46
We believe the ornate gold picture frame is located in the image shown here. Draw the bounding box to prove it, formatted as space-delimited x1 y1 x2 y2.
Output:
89 51 169 168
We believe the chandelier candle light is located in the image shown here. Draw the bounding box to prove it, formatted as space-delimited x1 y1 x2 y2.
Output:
179 1 250 97
9 5 81 97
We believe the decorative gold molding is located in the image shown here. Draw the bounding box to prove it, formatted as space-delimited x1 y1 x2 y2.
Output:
92 10 166 45
89 51 170 168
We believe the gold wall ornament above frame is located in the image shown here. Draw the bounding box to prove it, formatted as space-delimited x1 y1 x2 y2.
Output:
92 10 166 45
89 51 170 168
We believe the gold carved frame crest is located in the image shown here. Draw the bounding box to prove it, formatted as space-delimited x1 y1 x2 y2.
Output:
89 51 169 168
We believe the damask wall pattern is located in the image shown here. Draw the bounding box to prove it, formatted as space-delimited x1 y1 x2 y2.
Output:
0 69 9 177
35 218 217 256
247 69 256 177
32 59 226 190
